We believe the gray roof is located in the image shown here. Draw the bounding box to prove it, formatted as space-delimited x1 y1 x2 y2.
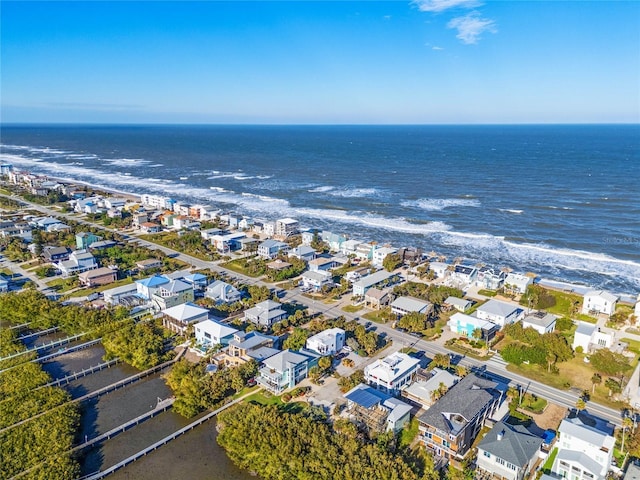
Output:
403 368 459 402
260 239 287 249
522 311 558 329
418 373 499 435
365 287 388 300
478 299 520 318
247 346 280 361
445 296 471 308
575 321 597 337
477 421 543 468
353 270 394 289
262 349 310 372
555 449 604 477
585 289 619 303
391 296 431 312
558 415 614 448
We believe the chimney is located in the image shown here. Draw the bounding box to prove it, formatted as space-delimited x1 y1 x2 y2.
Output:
497 430 505 441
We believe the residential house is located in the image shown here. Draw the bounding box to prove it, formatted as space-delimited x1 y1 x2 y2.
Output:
182 273 208 291
238 237 259 252
256 349 319 394
262 221 275 237
308 256 336 272
139 222 162 234
448 312 499 341
364 352 420 395
194 319 239 349
444 296 472 312
402 368 460 409
572 322 614 353
136 258 163 272
300 229 319 246
353 271 395 296
141 194 176 210
418 373 505 460
340 239 361 256
57 250 98 277
305 328 345 355
75 232 101 250
135 274 170 300
214 331 279 367
244 299 287 328
78 267 117 287
344 383 413 434
635 294 640 319
162 302 209 335
522 311 558 335
288 245 317 263
275 218 298 238
476 299 523 328
364 288 391 310
429 262 449 279
219 214 240 229
476 267 506 290
354 242 376 262
205 280 242 304
391 296 433 317
103 197 127 210
88 240 117 251
582 290 619 316
210 232 246 253
34 216 67 232
476 421 544 480
257 239 289 259
505 273 534 295
172 216 200 231
102 283 140 306
451 265 478 287
132 212 148 228
553 412 615 480
398 247 423 265
321 231 347 252
372 246 398 268
200 228 224 241
238 217 254 230
300 270 333 292
151 279 194 310
266 259 292 273
43 246 71 264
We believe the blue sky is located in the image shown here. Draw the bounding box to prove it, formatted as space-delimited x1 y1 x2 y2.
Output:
1 1 639 124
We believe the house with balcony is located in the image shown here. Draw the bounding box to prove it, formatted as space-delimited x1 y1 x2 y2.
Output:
476 421 544 480
205 280 242 304
390 296 433 317
275 218 299 238
244 299 287 328
214 331 280 367
402 368 460 409
194 319 239 349
257 239 289 259
364 288 391 310
76 232 101 250
418 373 505 461
135 274 170 300
256 349 319 394
372 246 398 268
210 232 246 253
308 256 336 272
79 267 117 287
364 352 420 395
476 299 524 328
553 411 615 480
505 273 534 294
476 266 506 290
353 271 396 297
289 245 317 263
151 278 194 310
448 312 500 340
343 383 413 434
300 270 333 292
321 231 347 252
162 302 209 335
305 328 345 355
451 265 478 287
56 250 98 277
444 296 472 313
43 246 71 264
582 290 619 316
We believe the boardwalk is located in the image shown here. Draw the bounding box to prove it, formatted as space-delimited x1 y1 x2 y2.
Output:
82 389 259 480
37 358 121 389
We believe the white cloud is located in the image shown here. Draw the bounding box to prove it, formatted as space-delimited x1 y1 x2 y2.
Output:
447 12 497 44
432 46 444 50
413 0 482 13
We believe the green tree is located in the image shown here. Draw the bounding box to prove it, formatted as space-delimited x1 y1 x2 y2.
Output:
591 373 602 394
283 328 310 350
382 253 403 272
590 350 632 377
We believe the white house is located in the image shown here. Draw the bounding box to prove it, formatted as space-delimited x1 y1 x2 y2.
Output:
476 267 506 290
353 270 395 296
135 274 170 300
553 412 615 480
56 250 98 277
275 218 298 238
444 296 472 312
162 302 210 334
450 265 478 287
476 299 523 327
635 294 640 318
428 261 449 279
305 328 345 355
372 246 398 268
505 273 534 294
300 270 333 292
476 421 543 480
364 352 420 395
289 245 317 263
194 319 239 349
448 312 499 340
521 311 558 335
582 290 619 316
572 321 613 353
205 280 242 304
210 232 246 253
257 239 289 259
390 296 433 317
340 239 361 256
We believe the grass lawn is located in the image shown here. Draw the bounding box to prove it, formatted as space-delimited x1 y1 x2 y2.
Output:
244 391 284 406
542 289 597 323
342 304 362 313
622 338 640 355
542 447 558 474
399 418 419 448
222 258 263 278
477 289 497 297
446 341 492 361
0 268 13 277
520 393 547 414
399 347 417 355
66 277 135 298
45 277 78 293
362 310 389 324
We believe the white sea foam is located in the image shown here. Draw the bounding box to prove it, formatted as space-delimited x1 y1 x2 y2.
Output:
209 187 229 193
102 158 150 167
402 198 481 211
499 208 523 214
328 187 380 198
308 186 335 193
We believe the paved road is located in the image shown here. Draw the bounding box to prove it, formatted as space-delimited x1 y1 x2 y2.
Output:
6 194 626 426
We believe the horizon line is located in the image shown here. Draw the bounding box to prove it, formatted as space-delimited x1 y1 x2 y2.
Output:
2 122 639 127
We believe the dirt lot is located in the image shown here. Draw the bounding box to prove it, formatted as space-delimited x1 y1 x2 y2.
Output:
522 402 567 431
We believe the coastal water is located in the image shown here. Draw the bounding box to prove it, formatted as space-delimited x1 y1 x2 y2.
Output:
1 124 639 295
40 344 253 480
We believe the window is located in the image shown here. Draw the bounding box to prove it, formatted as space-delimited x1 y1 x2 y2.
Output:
496 458 505 466
204 332 211 339
507 463 516 471
483 451 491 458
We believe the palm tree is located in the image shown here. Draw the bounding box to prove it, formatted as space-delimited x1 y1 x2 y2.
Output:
591 373 602 394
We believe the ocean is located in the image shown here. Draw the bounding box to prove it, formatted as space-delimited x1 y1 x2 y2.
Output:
1 124 639 296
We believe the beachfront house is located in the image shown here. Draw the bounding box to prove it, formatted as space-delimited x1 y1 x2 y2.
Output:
275 218 299 238
353 271 396 297
194 319 239 349
257 349 319 394
344 383 413 434
418 373 505 461
429 262 449 279
244 299 287 328
476 266 506 290
162 302 210 335
505 273 534 295
553 412 615 480
257 239 289 259
402 368 460 409
205 280 242 304
450 265 478 287
364 352 420 395
521 311 558 335
390 296 433 318
476 299 524 328
372 246 398 268
321 231 347 253
305 328 345 355
476 421 544 480
582 290 619 316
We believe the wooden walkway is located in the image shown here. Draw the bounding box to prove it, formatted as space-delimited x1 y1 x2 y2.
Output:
38 359 121 389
